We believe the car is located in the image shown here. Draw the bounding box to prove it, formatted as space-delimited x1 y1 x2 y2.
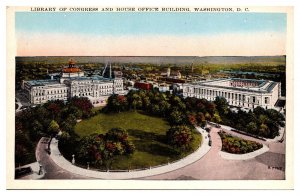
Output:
208 140 212 146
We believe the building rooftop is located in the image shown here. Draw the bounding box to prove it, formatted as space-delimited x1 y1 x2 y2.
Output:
27 79 61 86
186 78 278 93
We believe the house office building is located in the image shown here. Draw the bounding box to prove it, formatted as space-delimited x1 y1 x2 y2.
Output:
183 78 281 109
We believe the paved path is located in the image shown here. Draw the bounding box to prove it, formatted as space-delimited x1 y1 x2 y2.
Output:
219 144 269 160
144 126 285 180
34 125 285 180
48 127 211 179
17 162 44 180
36 137 89 179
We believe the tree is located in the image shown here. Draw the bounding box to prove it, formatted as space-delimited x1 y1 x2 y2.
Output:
66 106 83 119
47 120 60 137
185 97 198 112
266 109 285 127
211 112 222 124
253 106 266 116
214 96 229 115
77 128 135 169
258 114 269 125
106 128 135 155
78 135 104 164
69 97 93 118
204 112 212 121
106 94 128 113
196 112 206 127
47 102 62 120
169 110 184 125
151 104 161 115
30 120 44 140
196 101 206 113
159 100 171 117
188 113 197 125
105 128 128 142
258 124 270 138
142 96 151 111
117 95 128 111
206 102 216 115
166 125 193 150
47 120 60 151
246 122 258 134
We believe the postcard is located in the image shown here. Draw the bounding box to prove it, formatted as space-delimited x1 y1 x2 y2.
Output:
6 6 294 189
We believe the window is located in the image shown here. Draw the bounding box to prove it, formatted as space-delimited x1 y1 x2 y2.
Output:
265 97 269 104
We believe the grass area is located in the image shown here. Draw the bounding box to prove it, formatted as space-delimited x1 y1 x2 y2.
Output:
218 131 263 154
75 111 171 137
91 106 105 113
75 111 202 170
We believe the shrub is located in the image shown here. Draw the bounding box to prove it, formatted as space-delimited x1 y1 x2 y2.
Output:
218 132 263 154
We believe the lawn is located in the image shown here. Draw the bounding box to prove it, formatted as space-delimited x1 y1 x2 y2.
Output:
74 111 202 170
75 111 171 137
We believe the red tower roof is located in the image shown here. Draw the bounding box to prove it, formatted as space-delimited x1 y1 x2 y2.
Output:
63 67 82 73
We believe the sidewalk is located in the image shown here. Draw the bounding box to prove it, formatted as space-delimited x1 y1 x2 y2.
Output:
219 144 269 160
49 127 211 179
17 162 45 180
218 123 285 143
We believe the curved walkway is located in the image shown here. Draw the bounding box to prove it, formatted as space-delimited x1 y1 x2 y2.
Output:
145 126 284 180
49 127 211 179
219 144 269 160
218 123 285 143
36 137 89 179
37 123 285 180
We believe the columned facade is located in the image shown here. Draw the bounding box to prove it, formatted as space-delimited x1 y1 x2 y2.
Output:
22 61 125 106
183 78 280 109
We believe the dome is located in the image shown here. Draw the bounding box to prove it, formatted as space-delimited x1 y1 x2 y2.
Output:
68 58 76 65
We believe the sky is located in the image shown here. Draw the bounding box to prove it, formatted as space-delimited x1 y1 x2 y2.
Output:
15 12 287 56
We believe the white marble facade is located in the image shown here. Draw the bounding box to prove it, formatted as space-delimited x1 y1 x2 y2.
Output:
183 78 281 109
23 75 124 105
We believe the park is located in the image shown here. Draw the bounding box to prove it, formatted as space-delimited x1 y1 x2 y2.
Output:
15 90 286 179
72 110 202 170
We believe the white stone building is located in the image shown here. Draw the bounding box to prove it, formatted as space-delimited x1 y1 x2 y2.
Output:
22 60 124 106
183 78 281 109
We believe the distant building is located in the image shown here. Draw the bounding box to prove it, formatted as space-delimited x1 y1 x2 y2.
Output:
183 78 281 109
164 77 185 84
22 59 124 106
167 67 171 77
134 81 153 90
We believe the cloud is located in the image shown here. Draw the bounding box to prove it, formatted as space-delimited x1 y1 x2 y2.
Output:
16 31 286 56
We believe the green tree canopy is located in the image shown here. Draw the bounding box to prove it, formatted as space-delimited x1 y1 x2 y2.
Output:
47 120 60 137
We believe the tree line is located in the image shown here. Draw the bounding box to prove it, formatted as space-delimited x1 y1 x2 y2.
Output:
15 97 94 166
105 90 285 139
